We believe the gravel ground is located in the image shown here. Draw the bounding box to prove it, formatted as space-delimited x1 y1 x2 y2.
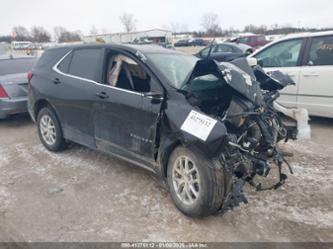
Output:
0 115 332 242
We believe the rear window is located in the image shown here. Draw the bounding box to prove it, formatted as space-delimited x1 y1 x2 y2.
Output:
0 58 37 76
239 37 251 43
34 48 70 70
68 49 102 81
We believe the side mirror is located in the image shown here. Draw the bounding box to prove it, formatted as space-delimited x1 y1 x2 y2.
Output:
246 57 258 67
245 49 254 56
257 59 264 67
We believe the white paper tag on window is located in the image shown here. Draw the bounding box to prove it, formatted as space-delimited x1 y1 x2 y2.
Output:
181 110 217 141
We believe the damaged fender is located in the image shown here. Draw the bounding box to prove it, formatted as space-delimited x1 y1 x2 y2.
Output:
156 94 229 177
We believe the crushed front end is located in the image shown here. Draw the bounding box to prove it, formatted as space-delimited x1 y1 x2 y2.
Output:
181 58 310 213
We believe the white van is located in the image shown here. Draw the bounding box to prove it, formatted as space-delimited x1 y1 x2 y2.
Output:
250 31 333 118
11 41 32 50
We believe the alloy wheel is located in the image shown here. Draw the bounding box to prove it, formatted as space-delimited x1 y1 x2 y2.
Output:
40 114 57 146
172 155 201 205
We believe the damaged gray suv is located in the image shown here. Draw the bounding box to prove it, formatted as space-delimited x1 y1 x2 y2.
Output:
28 44 310 217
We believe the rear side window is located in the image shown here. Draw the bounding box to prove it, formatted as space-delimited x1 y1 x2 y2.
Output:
214 45 233 53
239 37 251 43
308 35 333 66
68 49 102 81
35 48 69 70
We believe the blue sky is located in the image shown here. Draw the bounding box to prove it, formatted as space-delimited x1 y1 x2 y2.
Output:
0 0 332 35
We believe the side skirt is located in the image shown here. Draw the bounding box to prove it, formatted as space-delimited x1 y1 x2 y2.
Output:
96 138 157 174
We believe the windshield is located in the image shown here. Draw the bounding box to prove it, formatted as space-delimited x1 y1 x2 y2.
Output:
147 53 199 89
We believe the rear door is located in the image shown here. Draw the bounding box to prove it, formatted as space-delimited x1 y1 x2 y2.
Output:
52 48 103 148
253 38 305 107
298 35 333 117
93 50 164 168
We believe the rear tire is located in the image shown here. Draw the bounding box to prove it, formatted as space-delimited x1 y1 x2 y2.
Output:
167 146 226 217
37 107 66 151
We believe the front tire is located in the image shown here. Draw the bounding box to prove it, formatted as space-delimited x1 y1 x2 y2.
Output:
37 107 66 151
167 146 226 217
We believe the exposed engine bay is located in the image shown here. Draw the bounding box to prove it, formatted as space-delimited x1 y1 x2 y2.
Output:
182 58 310 212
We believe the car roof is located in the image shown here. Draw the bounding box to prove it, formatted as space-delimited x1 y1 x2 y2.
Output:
214 42 252 51
48 43 183 56
251 30 333 56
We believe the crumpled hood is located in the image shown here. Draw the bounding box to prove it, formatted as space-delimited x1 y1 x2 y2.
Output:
185 58 259 104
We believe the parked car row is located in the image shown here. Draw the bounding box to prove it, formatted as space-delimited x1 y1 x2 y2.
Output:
229 34 270 49
195 42 254 61
174 38 210 47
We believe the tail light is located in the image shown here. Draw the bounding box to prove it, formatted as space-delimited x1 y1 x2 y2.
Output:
0 85 9 98
27 71 33 82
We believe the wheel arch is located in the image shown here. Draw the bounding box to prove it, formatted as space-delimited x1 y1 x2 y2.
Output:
157 136 181 179
34 99 57 120
33 99 64 136
157 136 217 179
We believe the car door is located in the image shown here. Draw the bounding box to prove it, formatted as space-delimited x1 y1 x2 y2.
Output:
93 50 164 168
52 48 103 148
253 38 305 107
298 35 333 118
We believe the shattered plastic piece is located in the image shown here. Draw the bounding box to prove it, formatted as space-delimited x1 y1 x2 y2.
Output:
274 102 311 139
48 187 64 195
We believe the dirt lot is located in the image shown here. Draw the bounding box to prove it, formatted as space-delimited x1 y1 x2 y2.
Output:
0 114 332 242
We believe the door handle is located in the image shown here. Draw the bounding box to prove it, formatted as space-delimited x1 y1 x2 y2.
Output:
96 92 109 99
53 78 61 84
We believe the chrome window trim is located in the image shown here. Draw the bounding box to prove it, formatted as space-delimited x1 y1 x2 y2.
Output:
52 50 144 96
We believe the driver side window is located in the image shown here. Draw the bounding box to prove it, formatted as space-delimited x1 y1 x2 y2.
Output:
105 53 152 93
255 39 303 68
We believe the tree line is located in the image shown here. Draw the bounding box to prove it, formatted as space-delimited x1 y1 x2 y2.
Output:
1 12 332 43
0 26 82 43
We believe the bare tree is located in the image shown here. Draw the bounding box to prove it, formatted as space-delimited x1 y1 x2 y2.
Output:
54 26 66 42
201 12 219 31
90 25 98 35
119 13 137 33
202 13 222 36
244 24 267 34
31 26 51 43
201 12 222 36
12 26 30 41
53 27 81 43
